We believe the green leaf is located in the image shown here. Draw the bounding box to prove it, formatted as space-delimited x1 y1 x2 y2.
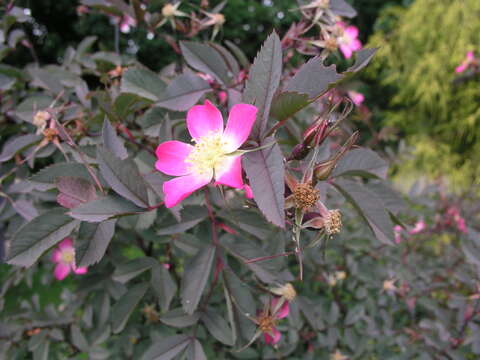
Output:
6 208 80 267
102 118 128 160
112 257 157 283
120 67 166 101
180 41 231 85
97 147 149 208
160 308 200 328
69 195 145 222
111 283 148 334
151 264 177 312
332 148 388 179
243 138 285 228
186 339 207 360
75 220 116 267
142 335 190 360
270 91 310 122
332 179 394 245
32 339 50 360
156 73 211 111
201 309 235 346
243 32 282 139
181 245 216 315
71 325 89 352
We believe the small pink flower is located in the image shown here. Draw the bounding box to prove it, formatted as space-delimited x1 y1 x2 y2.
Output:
261 297 289 345
394 225 403 244
218 91 228 105
336 22 362 59
455 51 475 73
163 263 171 270
51 238 87 281
409 220 426 235
155 100 257 208
347 90 364 106
119 14 136 34
446 206 467 233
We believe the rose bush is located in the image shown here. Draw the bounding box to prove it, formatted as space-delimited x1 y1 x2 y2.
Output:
1 1 479 359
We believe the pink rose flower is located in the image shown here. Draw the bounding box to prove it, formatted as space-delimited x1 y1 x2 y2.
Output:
347 90 365 106
336 22 362 59
409 220 426 235
394 225 403 244
155 100 257 208
455 51 475 73
51 238 87 281
119 14 136 34
263 297 289 345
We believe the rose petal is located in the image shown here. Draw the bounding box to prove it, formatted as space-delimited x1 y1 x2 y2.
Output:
456 63 467 73
187 100 224 141
271 298 290 319
350 39 362 51
155 141 193 176
163 173 212 208
264 328 281 345
54 263 71 280
345 25 359 40
58 238 73 250
51 249 62 263
214 155 243 189
244 184 253 199
222 104 257 152
339 44 353 59
73 266 88 275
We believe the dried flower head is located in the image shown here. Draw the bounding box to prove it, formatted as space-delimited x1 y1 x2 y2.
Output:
293 183 319 210
43 128 59 142
271 283 297 301
324 209 342 234
33 110 51 130
142 304 160 323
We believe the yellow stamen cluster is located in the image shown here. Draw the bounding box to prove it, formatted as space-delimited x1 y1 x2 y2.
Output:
293 183 319 210
185 132 228 178
325 37 338 51
43 128 59 142
257 314 277 333
271 283 297 302
324 209 342 234
61 249 75 264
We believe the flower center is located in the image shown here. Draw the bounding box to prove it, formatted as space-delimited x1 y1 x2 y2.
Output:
293 183 319 210
324 209 342 234
258 314 277 333
61 249 75 264
185 132 229 178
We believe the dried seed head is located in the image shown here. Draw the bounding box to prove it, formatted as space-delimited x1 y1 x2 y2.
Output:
257 314 277 333
293 183 319 210
271 283 297 302
142 304 160 323
325 37 338 51
43 128 59 142
324 209 342 234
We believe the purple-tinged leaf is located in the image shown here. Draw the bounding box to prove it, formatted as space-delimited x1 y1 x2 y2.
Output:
0 134 41 162
141 334 190 360
160 308 200 328
56 176 97 209
181 245 216 315
112 257 157 284
6 208 80 267
285 57 342 99
330 0 357 18
186 339 207 360
209 43 240 77
332 148 388 179
201 309 235 346
120 67 166 102
243 137 285 228
157 206 208 235
332 178 394 245
12 199 38 221
69 195 145 222
30 162 99 187
156 73 211 111
243 32 282 139
75 219 116 268
180 41 231 85
102 119 128 160
346 48 378 73
112 283 149 334
97 147 149 208
151 264 177 313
